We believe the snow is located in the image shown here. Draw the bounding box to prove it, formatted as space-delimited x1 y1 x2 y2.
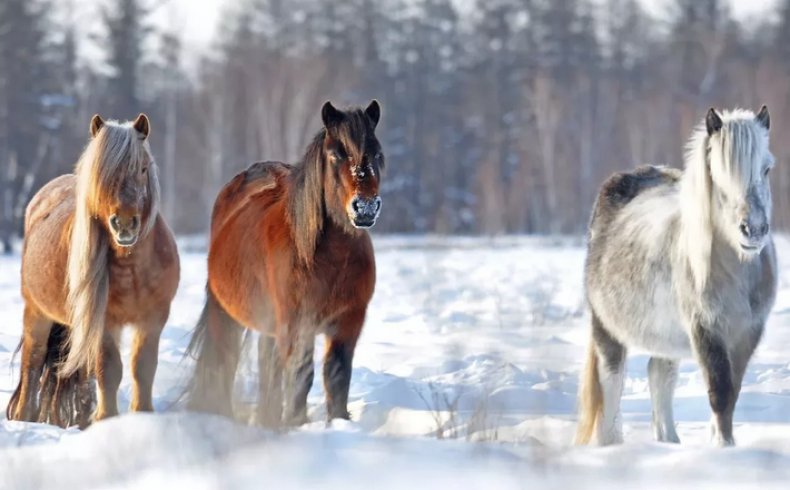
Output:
2 235 790 489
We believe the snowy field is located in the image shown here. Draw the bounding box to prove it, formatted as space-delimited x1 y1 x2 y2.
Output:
2 235 790 489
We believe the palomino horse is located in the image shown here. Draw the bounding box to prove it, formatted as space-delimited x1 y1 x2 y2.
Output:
6 114 180 427
187 100 383 426
576 107 776 446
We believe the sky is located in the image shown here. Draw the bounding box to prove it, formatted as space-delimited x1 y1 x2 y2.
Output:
63 0 779 72
642 0 779 23
153 0 225 57
155 0 779 52
63 0 226 67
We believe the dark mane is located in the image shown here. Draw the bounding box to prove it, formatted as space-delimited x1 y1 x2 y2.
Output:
334 108 384 171
288 131 328 266
287 107 380 266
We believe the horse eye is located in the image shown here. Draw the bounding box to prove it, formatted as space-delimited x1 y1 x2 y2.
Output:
330 150 347 163
764 167 771 177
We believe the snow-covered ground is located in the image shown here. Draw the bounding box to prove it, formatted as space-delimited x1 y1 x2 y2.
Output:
2 235 790 489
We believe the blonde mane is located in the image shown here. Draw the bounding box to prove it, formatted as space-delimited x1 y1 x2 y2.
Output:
62 120 160 375
679 109 770 293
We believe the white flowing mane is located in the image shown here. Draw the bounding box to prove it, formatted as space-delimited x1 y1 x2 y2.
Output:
62 120 160 375
679 108 771 293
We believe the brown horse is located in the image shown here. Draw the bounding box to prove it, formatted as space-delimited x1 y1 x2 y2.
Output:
6 114 180 427
187 100 383 427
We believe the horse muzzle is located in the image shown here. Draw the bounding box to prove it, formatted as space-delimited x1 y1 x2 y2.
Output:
109 214 141 247
348 196 382 229
739 240 766 256
738 220 769 255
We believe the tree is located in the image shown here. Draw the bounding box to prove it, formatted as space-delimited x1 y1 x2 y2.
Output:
160 30 182 223
0 0 52 252
102 0 150 117
7 0 789 236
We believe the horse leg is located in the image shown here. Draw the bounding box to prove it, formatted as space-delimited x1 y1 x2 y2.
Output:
283 332 314 426
731 327 762 397
257 334 284 428
323 309 364 421
10 306 52 421
593 316 626 445
692 324 735 446
94 330 122 421
724 324 764 439
647 357 680 443
130 317 165 412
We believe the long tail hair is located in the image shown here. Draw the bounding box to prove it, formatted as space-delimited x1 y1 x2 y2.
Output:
5 340 24 421
6 324 94 427
61 120 159 376
185 287 244 417
575 338 602 445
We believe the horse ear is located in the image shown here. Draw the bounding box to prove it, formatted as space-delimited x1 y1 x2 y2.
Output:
321 101 344 129
706 107 723 136
133 113 150 139
90 114 105 137
365 100 381 128
756 105 770 131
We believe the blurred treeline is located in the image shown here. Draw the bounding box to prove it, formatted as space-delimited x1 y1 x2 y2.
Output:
1 0 789 249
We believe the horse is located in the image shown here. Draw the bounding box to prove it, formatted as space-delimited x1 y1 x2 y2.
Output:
575 106 776 447
6 114 180 427
186 100 383 427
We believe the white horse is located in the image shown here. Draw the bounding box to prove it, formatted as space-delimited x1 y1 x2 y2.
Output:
576 106 776 446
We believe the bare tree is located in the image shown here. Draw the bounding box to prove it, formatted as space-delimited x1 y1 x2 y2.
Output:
6 0 790 239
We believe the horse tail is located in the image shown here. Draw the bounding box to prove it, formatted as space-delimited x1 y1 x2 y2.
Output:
6 323 94 428
575 334 602 445
5 339 24 420
185 286 244 417
37 323 95 428
37 324 70 426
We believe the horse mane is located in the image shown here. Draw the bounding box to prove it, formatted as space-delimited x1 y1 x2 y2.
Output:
287 108 380 267
679 109 768 292
288 131 327 267
62 120 160 375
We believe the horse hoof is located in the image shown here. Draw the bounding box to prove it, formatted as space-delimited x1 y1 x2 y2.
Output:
714 435 735 447
285 413 310 427
92 409 118 423
256 412 283 429
654 427 680 444
327 410 351 422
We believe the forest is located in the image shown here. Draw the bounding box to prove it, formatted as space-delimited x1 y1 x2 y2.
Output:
1 0 788 248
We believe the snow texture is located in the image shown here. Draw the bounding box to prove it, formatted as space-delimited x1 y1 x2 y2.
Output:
2 235 790 489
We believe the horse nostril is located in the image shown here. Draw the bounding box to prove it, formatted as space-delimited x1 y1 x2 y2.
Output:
351 197 381 218
352 198 362 213
109 215 120 231
761 223 770 236
739 222 751 238
131 216 140 230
